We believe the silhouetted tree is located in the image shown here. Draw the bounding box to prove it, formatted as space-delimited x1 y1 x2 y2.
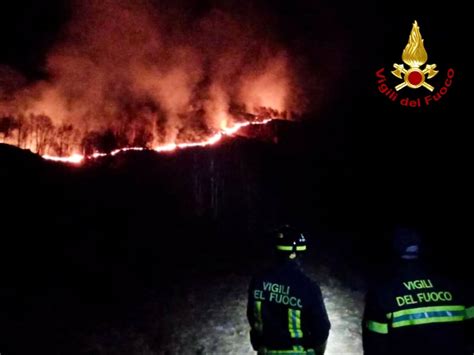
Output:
132 128 154 147
98 129 120 153
30 114 54 154
16 114 29 148
52 124 77 156
82 131 102 156
81 129 119 155
0 116 17 141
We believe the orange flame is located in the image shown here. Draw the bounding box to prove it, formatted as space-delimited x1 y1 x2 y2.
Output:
42 153 85 164
41 118 274 164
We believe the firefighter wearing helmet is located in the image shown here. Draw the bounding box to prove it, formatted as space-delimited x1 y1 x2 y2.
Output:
247 225 330 355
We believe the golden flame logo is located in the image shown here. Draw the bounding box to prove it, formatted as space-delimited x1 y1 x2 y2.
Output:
402 21 428 68
392 20 438 91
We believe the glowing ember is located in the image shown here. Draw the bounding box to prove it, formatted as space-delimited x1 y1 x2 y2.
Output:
41 118 274 164
42 153 85 164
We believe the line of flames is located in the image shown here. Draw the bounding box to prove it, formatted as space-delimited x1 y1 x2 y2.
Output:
42 118 274 165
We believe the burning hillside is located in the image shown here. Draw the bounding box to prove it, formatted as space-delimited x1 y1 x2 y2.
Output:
0 0 302 162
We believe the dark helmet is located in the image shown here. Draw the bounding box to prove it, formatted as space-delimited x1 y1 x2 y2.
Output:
274 225 307 254
392 226 421 259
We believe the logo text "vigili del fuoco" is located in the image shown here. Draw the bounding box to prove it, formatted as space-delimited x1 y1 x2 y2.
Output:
375 21 454 108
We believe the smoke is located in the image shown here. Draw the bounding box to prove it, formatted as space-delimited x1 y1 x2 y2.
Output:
0 0 301 154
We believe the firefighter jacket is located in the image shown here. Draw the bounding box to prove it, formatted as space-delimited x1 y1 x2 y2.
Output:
362 259 473 355
247 259 330 355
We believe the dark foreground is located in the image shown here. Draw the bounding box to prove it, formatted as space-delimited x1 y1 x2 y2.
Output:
0 118 470 354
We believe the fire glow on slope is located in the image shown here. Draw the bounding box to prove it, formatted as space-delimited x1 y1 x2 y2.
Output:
42 118 274 164
1 0 300 161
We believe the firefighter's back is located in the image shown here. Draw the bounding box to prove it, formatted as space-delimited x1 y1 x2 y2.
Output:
251 260 329 352
247 225 330 355
362 227 471 355
382 262 469 354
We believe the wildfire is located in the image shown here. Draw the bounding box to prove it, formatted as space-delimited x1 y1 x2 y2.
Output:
41 118 274 164
0 1 301 161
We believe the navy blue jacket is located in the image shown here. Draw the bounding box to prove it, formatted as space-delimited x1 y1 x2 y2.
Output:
362 259 473 355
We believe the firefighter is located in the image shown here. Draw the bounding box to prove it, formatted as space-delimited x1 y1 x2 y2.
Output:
247 225 330 355
362 226 473 355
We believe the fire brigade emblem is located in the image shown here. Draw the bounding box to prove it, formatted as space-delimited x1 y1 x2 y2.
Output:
391 21 438 91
